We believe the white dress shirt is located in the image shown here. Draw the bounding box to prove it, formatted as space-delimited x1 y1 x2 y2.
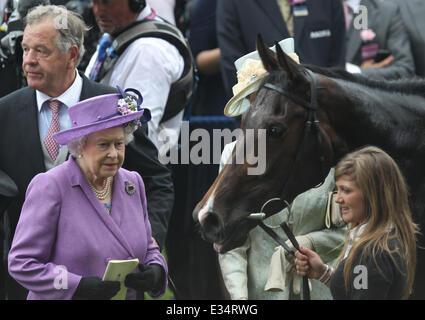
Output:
146 0 176 25
85 4 184 151
344 0 362 74
345 0 361 17
36 70 82 169
36 70 82 143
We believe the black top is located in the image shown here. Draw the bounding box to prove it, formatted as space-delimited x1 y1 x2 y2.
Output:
330 237 408 300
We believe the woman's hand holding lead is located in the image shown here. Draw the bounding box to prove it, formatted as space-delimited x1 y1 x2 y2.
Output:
294 246 327 280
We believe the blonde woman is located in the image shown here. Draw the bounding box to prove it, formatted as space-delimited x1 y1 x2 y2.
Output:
294 146 418 299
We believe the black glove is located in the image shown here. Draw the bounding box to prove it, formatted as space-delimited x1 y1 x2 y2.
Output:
124 264 165 294
72 276 121 300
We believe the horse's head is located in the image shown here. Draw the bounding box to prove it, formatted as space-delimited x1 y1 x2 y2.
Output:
194 35 347 253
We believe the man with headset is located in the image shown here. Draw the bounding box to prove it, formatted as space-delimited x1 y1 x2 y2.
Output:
85 0 191 154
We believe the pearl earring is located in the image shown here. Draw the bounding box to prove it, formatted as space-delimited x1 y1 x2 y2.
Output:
78 154 82 159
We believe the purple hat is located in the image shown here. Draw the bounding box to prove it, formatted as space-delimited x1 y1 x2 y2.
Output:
53 87 151 145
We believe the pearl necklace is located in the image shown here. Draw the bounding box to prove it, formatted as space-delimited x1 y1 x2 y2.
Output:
88 177 112 200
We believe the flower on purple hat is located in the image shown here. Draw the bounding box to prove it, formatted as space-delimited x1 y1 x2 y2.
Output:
117 86 144 131
118 96 138 115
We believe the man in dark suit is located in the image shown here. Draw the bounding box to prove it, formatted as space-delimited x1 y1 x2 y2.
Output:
0 5 174 299
217 0 347 99
395 0 425 77
344 0 414 79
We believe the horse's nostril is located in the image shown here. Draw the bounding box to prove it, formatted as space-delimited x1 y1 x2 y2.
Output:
201 211 224 243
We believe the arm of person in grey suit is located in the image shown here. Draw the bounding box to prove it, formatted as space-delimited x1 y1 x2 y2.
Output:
216 0 245 100
361 4 415 79
123 123 174 251
329 0 347 67
396 0 425 77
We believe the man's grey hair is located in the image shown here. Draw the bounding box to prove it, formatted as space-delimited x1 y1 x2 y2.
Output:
67 127 135 158
24 5 90 66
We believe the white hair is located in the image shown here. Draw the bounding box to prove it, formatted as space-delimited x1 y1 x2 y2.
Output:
24 5 90 66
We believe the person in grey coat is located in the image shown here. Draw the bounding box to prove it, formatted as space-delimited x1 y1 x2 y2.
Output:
393 0 425 77
344 0 414 79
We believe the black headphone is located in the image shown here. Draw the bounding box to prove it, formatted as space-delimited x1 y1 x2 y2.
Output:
128 0 145 13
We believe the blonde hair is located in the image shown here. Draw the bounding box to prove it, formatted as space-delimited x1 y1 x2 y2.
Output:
334 146 419 299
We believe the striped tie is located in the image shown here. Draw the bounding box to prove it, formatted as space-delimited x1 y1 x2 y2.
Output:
277 0 294 37
44 100 61 161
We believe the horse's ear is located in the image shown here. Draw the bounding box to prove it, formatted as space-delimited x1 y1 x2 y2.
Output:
275 41 304 82
256 34 279 71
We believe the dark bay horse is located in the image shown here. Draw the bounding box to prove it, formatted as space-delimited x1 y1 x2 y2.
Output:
193 36 425 299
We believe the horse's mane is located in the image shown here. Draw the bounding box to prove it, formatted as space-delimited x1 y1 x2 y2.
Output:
305 64 425 97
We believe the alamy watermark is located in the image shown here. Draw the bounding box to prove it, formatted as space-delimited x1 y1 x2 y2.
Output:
53 265 68 290
353 264 368 290
352 5 369 30
53 7 68 30
158 121 267 176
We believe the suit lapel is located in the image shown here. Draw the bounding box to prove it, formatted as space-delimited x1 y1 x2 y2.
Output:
255 0 289 35
79 73 95 100
346 24 362 62
17 89 46 173
67 157 135 257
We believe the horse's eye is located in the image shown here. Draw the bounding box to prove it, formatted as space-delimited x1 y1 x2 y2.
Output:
268 126 284 138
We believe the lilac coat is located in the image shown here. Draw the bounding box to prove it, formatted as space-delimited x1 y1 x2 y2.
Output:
8 156 167 300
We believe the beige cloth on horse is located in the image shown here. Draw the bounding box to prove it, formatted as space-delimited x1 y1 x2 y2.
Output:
265 236 313 294
265 246 287 292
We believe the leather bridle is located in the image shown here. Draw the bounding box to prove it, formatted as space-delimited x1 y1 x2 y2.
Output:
247 69 329 300
263 69 328 203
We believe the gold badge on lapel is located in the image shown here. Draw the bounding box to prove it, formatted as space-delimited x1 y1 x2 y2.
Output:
125 181 136 195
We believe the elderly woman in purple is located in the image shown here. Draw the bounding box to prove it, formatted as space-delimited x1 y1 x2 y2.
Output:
8 88 168 300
